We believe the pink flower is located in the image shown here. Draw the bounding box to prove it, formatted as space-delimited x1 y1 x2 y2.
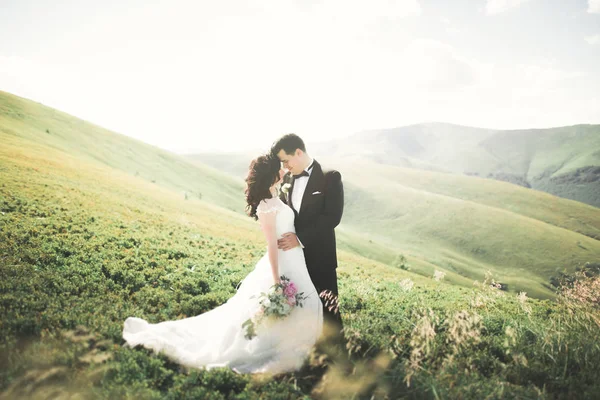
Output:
286 297 296 307
284 282 297 298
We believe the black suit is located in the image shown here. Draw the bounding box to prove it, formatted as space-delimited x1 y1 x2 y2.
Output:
280 160 344 329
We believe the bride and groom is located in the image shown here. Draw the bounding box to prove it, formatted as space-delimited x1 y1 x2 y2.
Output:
122 133 345 374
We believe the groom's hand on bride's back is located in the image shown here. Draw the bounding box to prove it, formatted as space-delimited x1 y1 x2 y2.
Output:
278 232 300 251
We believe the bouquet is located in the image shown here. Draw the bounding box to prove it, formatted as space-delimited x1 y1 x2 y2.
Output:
242 275 308 340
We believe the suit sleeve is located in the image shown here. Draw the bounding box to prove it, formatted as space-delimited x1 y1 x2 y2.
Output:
295 171 344 248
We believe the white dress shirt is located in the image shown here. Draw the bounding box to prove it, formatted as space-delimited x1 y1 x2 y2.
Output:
291 158 314 213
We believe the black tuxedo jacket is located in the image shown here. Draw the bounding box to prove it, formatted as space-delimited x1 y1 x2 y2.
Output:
280 160 344 294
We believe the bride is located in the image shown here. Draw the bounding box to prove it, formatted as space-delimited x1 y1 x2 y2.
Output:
122 154 323 374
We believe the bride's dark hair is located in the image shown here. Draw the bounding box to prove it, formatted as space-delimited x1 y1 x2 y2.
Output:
245 154 281 220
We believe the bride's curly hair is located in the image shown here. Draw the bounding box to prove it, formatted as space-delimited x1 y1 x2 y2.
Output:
245 154 281 220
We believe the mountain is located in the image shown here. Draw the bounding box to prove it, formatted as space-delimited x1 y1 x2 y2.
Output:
310 122 600 208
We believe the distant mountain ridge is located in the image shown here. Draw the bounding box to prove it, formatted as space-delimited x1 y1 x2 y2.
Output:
308 122 600 208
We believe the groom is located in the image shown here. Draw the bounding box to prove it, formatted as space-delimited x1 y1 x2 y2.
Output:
271 134 344 336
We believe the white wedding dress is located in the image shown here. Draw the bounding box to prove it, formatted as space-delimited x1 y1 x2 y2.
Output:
122 197 323 374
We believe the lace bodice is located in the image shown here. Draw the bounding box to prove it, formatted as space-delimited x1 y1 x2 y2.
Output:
256 197 296 239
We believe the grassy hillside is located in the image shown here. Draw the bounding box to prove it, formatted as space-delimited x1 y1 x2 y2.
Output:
337 166 600 299
0 90 246 213
533 166 600 208
3 91 600 398
335 160 600 240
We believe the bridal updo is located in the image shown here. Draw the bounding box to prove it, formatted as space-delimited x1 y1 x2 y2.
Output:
245 154 281 220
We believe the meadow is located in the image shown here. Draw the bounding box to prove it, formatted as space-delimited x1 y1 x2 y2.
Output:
2 90 600 399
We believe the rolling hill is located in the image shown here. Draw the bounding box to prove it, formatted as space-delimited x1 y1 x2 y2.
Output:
332 159 600 297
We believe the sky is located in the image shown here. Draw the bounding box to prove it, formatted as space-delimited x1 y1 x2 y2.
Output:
1 0 599 153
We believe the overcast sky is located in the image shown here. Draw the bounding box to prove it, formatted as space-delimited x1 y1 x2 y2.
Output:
1 0 599 153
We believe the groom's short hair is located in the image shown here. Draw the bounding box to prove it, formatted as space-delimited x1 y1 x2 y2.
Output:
271 133 306 156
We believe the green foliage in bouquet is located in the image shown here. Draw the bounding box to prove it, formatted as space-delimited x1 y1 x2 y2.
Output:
242 275 307 340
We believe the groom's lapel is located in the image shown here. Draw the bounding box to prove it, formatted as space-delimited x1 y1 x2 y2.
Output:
299 160 323 215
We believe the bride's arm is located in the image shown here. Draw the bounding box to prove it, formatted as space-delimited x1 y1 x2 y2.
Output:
258 210 280 285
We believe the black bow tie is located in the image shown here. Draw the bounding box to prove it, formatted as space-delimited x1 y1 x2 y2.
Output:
292 162 314 179
293 170 309 179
